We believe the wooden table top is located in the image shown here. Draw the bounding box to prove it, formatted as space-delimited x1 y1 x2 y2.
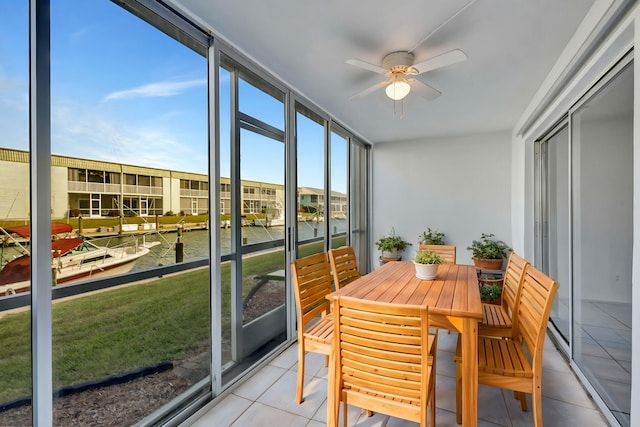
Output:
327 261 483 320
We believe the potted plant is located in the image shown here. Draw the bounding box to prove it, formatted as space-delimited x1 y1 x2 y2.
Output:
418 228 445 246
413 249 443 280
479 282 502 304
467 233 511 270
376 228 410 262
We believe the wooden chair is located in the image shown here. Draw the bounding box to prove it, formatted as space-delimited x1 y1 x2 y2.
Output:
418 244 456 264
455 264 559 426
291 252 334 404
479 252 529 339
328 246 361 289
332 296 436 427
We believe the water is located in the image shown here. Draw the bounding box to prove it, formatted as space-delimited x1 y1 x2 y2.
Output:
91 219 348 271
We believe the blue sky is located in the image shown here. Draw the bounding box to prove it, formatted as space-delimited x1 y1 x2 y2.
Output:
0 1 346 192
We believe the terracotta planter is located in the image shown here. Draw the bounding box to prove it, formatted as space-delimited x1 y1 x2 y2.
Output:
472 257 503 270
414 262 438 280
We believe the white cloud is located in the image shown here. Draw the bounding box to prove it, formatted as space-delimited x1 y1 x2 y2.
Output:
51 101 207 174
103 79 207 102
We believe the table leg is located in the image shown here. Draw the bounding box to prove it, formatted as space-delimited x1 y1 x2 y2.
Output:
461 318 478 426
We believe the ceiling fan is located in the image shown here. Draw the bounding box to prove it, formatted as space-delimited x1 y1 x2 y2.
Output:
345 49 467 102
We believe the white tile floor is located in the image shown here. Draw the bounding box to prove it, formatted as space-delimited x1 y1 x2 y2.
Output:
186 332 609 426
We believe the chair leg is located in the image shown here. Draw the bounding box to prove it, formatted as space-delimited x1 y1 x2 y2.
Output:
342 401 348 427
518 391 528 411
430 380 436 427
532 385 543 427
296 343 305 404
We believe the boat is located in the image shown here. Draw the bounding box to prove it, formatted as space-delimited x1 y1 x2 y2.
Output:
0 223 160 295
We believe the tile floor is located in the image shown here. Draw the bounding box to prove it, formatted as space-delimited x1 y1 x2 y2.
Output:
186 331 609 426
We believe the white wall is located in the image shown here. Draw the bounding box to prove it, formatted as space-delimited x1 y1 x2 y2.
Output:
51 165 69 219
371 130 512 268
0 160 29 220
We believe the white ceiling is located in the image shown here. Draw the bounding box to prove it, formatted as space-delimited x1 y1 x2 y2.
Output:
172 0 596 144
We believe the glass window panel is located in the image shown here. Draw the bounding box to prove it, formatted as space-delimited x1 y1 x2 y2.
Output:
542 125 571 341
350 141 369 272
238 77 284 131
571 62 632 426
330 131 348 249
296 108 325 254
49 1 209 424
139 175 151 187
219 68 231 256
0 2 30 425
240 129 284 246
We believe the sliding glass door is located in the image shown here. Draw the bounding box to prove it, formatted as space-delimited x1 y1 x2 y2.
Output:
537 56 632 427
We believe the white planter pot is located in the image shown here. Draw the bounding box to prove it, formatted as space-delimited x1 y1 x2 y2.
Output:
414 262 438 280
381 249 399 259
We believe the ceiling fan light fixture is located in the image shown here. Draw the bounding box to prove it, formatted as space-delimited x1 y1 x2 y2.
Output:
385 79 411 100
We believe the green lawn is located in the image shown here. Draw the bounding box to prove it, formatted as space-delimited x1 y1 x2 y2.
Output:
0 235 346 403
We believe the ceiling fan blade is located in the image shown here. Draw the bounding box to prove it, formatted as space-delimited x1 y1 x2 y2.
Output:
349 80 388 100
408 79 442 100
410 49 467 75
345 58 388 74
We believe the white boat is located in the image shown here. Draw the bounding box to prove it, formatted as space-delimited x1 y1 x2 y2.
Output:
0 223 160 295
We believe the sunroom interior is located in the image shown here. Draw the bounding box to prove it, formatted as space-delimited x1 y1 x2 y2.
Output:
0 0 637 426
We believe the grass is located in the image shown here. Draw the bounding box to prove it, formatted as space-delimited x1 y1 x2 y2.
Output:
0 235 346 403
0 269 211 402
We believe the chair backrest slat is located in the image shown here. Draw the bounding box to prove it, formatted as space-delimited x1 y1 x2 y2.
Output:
292 253 333 326
335 296 430 415
418 244 456 264
501 252 529 315
328 246 362 289
514 264 559 370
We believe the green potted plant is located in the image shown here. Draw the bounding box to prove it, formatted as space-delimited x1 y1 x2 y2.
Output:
376 228 410 262
467 233 511 270
479 283 502 304
413 249 443 280
418 228 445 246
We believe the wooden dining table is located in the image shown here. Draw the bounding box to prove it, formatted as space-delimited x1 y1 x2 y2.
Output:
325 260 483 426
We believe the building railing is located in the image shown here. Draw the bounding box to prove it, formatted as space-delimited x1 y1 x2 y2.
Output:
68 181 162 196
179 189 208 197
122 184 163 195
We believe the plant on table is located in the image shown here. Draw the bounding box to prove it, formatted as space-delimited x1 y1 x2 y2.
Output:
413 249 443 265
418 228 446 245
413 249 443 280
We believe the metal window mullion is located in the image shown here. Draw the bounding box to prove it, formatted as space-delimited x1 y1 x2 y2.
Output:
229 69 243 361
284 91 296 342
238 112 284 142
208 40 222 397
31 0 53 424
324 120 331 251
